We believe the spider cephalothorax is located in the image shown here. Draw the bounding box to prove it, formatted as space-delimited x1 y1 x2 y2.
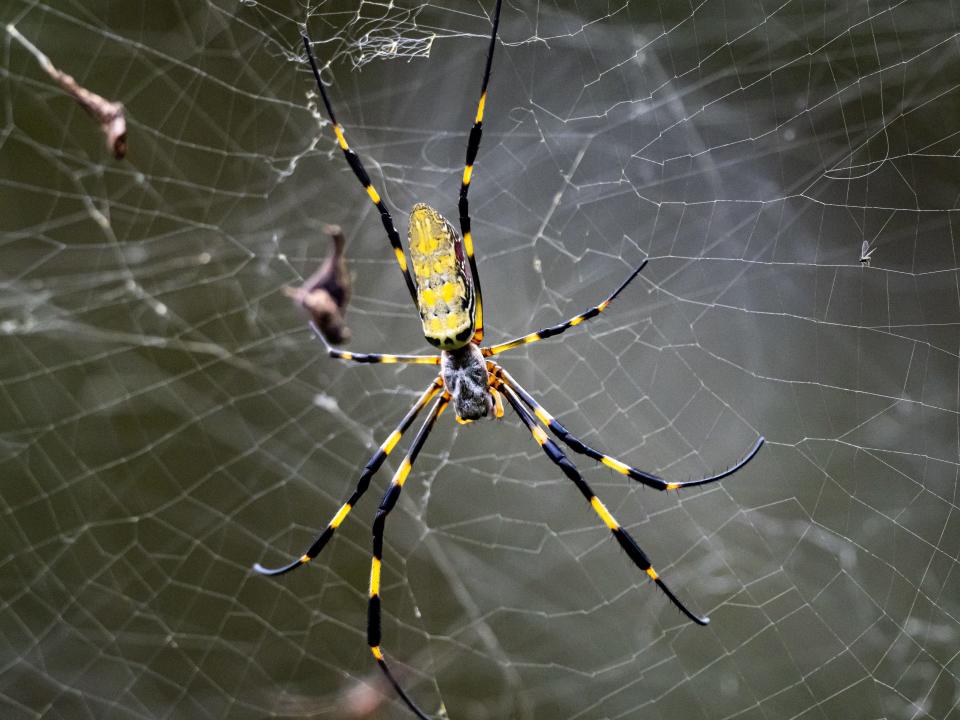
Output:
258 6 764 719
440 342 492 420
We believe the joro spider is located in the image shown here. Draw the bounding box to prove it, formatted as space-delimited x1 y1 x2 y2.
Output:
256 3 764 717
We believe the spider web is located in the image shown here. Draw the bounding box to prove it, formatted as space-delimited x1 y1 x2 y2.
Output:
2 0 959 718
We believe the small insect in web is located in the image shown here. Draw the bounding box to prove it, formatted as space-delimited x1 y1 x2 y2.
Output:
860 240 875 267
255 2 764 717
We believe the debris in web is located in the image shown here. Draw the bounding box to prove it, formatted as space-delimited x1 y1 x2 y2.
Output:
284 224 353 344
353 30 436 68
6 23 127 159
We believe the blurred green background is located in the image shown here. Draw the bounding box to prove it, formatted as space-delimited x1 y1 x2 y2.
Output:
2 1 959 718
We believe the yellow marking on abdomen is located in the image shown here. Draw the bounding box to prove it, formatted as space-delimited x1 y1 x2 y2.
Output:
590 496 619 530
370 557 381 597
330 503 352 528
440 282 457 304
601 456 630 476
407 203 474 348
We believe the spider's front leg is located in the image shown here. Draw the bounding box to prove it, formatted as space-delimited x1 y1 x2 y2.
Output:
253 377 443 576
309 322 440 365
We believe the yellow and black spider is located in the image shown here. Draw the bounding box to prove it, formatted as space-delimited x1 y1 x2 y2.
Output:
256 3 764 717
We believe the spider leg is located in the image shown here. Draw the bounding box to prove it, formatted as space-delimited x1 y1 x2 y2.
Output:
458 0 504 344
301 32 419 306
309 321 440 365
489 385 505 418
494 364 763 490
482 261 647 357
253 378 443 576
498 381 710 626
368 394 450 720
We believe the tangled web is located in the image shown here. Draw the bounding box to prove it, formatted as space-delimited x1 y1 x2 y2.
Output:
2 1 959 718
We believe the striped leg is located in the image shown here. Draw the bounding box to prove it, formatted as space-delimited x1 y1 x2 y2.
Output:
499 382 709 626
495 364 764 490
253 378 443 576
368 395 449 720
483 261 647 357
458 0 504 344
301 33 419 306
309 322 440 365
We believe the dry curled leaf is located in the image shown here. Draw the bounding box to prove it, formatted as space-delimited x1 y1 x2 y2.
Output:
7 24 127 159
284 224 353 344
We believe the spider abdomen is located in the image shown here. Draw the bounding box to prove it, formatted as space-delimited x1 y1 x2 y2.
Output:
441 343 493 421
408 203 476 350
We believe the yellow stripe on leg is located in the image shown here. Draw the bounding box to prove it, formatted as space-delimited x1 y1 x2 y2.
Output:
646 567 659 580
533 406 553 426
334 125 348 150
463 231 474 257
475 92 487 123
393 457 412 486
366 185 381 204
601 456 630 476
370 557 381 597
382 430 402 454
371 646 384 660
474 296 484 339
531 426 549 446
394 247 408 271
330 503 352 528
463 164 474 186
590 496 619 530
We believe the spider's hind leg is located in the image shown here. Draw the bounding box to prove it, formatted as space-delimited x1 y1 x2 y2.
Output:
309 322 440 365
498 380 710 626
367 394 450 720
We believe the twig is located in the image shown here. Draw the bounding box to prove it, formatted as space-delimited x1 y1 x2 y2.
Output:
7 23 127 159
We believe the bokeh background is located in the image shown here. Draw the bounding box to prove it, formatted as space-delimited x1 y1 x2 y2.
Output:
2 1 959 718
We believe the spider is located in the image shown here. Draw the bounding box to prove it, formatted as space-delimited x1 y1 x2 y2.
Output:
256 3 764 717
